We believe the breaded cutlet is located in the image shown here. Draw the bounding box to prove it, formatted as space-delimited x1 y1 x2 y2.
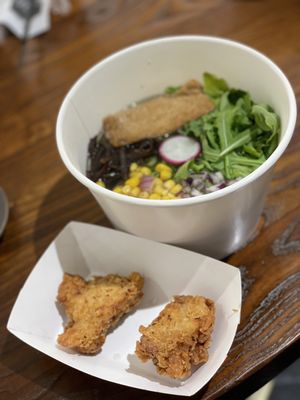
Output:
103 79 214 147
57 272 144 354
135 295 215 379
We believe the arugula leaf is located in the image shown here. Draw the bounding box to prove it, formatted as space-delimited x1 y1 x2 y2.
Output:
169 74 280 183
216 109 236 178
230 154 266 167
203 72 229 97
228 89 247 105
231 164 254 178
217 110 235 150
165 86 181 94
202 160 215 171
218 129 252 158
190 160 205 172
237 93 252 113
199 133 220 162
206 128 219 150
219 92 231 111
243 145 262 158
174 161 191 181
252 104 279 135
233 103 252 130
187 120 202 137
266 135 278 156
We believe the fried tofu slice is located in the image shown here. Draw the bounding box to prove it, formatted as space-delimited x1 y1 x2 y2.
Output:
103 80 214 147
57 272 144 354
135 295 215 379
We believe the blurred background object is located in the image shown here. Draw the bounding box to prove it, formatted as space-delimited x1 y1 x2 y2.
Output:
50 0 71 15
0 0 50 39
0 0 71 41
11 0 42 64
0 0 72 64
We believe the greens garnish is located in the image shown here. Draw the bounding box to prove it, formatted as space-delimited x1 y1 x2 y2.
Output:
178 73 280 180
174 160 191 181
165 86 181 94
203 72 229 98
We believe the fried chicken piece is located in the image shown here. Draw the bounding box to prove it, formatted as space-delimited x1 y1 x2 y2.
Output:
103 79 214 147
57 272 144 354
135 295 215 379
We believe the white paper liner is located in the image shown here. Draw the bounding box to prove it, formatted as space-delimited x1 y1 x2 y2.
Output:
7 221 241 396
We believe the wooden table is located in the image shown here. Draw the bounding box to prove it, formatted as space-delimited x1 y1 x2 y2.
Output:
0 1 299 399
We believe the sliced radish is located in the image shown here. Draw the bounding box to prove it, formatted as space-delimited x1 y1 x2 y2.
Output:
158 136 201 166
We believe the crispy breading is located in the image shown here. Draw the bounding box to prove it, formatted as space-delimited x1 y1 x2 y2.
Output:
57 272 144 354
103 80 214 147
135 295 215 379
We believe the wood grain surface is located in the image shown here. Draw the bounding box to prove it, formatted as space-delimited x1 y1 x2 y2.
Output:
0 1 299 399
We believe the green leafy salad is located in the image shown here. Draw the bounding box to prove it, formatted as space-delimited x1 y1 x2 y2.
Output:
174 73 280 183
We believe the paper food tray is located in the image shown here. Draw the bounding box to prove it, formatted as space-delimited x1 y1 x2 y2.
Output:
7 221 241 396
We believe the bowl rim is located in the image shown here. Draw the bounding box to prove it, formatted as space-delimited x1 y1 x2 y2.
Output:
56 35 297 207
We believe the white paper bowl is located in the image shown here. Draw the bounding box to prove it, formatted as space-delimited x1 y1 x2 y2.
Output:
56 36 297 258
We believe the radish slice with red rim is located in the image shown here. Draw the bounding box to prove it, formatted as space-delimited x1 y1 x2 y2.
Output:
158 136 201 166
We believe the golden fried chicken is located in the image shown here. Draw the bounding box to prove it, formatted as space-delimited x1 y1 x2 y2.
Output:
57 272 144 354
135 295 215 379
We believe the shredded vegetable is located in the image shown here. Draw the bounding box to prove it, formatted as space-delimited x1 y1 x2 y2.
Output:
175 73 280 181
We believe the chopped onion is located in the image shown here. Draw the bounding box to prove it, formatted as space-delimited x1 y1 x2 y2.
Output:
191 188 202 196
140 176 154 191
209 172 225 185
183 186 191 194
205 184 221 193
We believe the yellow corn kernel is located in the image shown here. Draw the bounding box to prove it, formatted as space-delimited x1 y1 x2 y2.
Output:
125 176 140 187
131 187 141 197
149 193 161 200
140 166 152 176
96 180 105 187
162 189 169 196
167 193 176 199
139 191 149 199
153 185 164 195
130 162 138 172
122 185 132 195
113 186 122 193
164 179 175 190
153 177 162 185
162 193 174 200
155 163 168 173
170 183 182 194
130 171 143 178
160 169 172 181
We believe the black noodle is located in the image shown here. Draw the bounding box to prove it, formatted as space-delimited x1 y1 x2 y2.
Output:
86 133 159 189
